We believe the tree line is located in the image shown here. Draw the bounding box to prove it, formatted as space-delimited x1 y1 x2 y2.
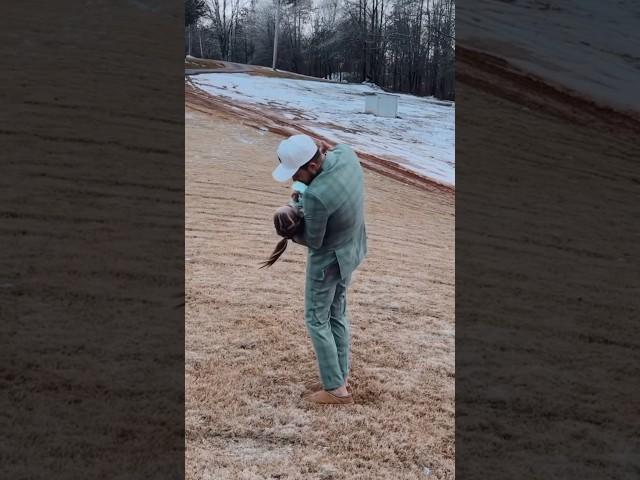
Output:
185 0 454 100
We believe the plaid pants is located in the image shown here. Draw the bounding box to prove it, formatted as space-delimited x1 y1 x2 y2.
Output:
304 260 352 390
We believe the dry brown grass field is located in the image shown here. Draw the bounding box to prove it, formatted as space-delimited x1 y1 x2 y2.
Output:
1 3 184 477
456 46 640 478
185 102 455 478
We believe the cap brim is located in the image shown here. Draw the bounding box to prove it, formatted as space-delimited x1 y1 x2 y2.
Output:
272 163 297 182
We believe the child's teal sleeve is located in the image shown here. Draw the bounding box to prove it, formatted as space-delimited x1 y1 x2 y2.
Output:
288 198 303 210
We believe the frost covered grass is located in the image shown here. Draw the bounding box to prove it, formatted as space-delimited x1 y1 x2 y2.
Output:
193 73 455 186
458 0 640 114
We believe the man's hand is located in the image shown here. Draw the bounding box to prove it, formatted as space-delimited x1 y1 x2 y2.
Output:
291 233 308 246
314 139 332 154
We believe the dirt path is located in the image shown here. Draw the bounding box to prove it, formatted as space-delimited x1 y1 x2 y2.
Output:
185 58 337 83
186 106 455 479
185 61 255 76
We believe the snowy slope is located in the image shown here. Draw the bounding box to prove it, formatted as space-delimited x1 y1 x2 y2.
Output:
458 0 640 114
192 73 455 186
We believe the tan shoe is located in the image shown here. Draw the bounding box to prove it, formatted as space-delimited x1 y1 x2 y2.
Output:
303 390 354 405
304 382 353 395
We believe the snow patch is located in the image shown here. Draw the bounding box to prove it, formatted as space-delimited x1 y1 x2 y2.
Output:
458 0 640 114
193 73 455 185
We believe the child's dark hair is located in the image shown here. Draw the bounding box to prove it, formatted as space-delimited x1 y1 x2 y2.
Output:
259 205 304 268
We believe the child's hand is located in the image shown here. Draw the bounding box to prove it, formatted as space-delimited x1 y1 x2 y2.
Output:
291 191 301 202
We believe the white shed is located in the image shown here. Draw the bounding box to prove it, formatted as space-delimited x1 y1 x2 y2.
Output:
377 93 399 118
364 93 378 114
363 92 399 118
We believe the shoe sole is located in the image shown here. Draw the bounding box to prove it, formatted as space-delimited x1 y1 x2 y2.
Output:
303 382 352 395
303 390 354 405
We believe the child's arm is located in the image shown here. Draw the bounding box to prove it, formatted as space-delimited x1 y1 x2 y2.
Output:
285 181 307 245
288 182 304 219
288 192 303 209
291 234 307 246
288 196 307 246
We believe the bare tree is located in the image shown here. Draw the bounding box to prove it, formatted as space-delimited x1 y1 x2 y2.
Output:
185 0 207 55
192 0 455 100
205 0 242 61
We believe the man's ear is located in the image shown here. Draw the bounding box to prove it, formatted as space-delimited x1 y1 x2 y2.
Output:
309 159 321 174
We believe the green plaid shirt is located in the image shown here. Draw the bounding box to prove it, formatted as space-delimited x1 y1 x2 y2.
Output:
295 144 367 280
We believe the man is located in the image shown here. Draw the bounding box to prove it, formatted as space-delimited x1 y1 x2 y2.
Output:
272 134 367 405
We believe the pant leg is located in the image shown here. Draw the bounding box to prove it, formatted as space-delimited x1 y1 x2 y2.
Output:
329 272 351 382
305 261 344 390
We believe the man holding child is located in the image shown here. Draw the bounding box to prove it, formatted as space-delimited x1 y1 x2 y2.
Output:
270 134 367 405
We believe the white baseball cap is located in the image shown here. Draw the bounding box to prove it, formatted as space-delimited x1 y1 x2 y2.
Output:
272 134 318 182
